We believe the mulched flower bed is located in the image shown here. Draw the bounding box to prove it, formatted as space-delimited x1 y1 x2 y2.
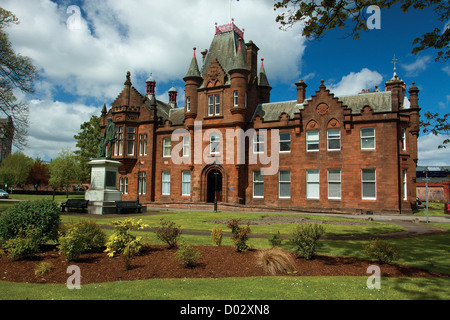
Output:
1 245 447 284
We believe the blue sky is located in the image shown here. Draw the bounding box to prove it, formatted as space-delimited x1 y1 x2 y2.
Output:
1 0 449 166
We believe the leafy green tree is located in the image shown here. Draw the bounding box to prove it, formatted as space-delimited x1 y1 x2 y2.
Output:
0 151 33 192
0 8 39 148
74 115 101 181
274 0 449 62
420 112 449 148
48 149 81 198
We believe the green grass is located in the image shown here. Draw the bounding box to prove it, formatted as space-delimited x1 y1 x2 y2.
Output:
1 276 449 300
415 202 448 216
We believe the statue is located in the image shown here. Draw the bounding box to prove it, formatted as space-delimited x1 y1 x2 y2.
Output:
98 117 117 158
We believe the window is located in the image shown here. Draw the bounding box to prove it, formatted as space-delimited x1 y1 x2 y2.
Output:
362 169 376 199
162 171 170 195
139 134 147 156
138 171 146 195
208 95 214 116
124 177 128 194
327 169 341 199
279 132 291 152
403 170 407 200
186 96 191 112
401 128 406 151
361 128 375 149
306 130 319 151
163 137 171 157
253 133 265 154
127 127 135 156
115 126 123 156
327 129 341 151
279 170 291 198
253 170 264 198
119 177 123 193
307 169 320 199
210 134 220 155
182 171 191 196
208 94 220 115
182 135 190 157
233 91 238 106
215 95 220 115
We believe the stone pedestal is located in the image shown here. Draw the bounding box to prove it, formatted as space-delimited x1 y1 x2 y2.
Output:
85 158 122 214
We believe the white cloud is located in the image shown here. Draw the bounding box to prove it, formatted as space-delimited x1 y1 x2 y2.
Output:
327 68 383 97
418 133 450 167
2 0 306 160
401 56 432 76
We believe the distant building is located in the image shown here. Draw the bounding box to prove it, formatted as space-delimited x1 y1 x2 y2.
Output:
0 116 14 164
99 22 421 214
416 166 450 202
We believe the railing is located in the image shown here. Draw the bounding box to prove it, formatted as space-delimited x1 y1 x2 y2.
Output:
215 22 244 38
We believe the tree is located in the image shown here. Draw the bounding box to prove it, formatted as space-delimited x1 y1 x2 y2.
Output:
0 151 33 192
420 112 450 148
48 149 81 198
27 158 50 191
274 0 450 62
73 115 101 181
0 8 39 149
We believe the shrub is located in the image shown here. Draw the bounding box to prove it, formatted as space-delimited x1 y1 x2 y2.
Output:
0 199 60 244
155 218 182 248
268 231 283 248
58 220 106 262
105 218 147 270
363 238 400 264
174 240 201 268
211 225 223 246
256 248 297 275
35 261 53 276
227 219 251 252
3 225 43 260
288 223 326 260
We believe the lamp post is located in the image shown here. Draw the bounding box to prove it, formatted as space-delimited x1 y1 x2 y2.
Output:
214 160 218 213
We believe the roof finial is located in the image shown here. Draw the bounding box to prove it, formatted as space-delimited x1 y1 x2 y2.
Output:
261 58 264 69
392 54 398 78
193 47 196 58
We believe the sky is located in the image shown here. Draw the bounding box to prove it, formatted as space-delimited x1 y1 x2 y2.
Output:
1 0 449 166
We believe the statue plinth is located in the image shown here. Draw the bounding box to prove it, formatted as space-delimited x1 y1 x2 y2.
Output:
85 158 122 214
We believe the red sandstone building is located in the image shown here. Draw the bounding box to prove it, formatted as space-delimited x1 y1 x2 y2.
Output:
100 22 421 214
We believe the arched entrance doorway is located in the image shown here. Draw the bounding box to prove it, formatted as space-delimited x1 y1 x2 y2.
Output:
207 168 222 203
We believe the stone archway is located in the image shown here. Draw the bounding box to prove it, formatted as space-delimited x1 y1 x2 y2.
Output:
200 164 228 203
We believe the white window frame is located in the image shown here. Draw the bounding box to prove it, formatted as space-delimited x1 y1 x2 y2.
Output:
182 171 191 196
402 128 406 151
252 170 264 198
127 127 135 156
306 130 319 151
214 94 220 115
186 96 191 112
279 132 291 153
138 171 146 195
279 170 291 199
361 168 377 200
233 90 238 107
306 169 320 199
163 137 171 157
210 133 220 155
253 133 265 154
361 128 375 150
403 169 407 200
119 177 124 193
327 129 341 151
124 177 128 194
182 135 190 157
208 95 214 116
327 169 341 200
162 171 171 195
115 126 123 156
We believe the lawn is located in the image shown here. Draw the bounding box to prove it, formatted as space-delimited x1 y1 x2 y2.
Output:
1 199 449 301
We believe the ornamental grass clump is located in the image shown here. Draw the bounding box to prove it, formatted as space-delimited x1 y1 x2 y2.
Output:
288 223 326 260
256 247 297 275
211 225 223 246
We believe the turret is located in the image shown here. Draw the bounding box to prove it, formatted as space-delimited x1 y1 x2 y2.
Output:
183 47 203 123
258 58 271 103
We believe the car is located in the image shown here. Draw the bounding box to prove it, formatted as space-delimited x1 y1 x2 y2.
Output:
0 189 9 199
